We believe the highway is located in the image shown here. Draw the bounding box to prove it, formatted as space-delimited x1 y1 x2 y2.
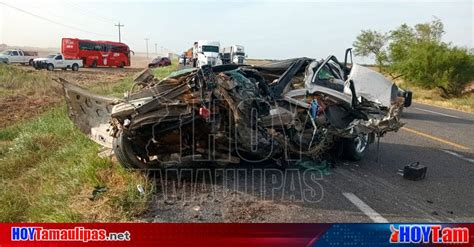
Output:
155 63 474 222
147 102 474 222
292 102 474 222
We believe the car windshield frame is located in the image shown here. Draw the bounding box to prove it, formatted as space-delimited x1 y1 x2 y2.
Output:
202 45 219 53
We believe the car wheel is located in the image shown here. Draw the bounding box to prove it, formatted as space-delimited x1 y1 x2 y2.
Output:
47 64 54 71
113 131 149 170
72 64 79 71
343 133 369 161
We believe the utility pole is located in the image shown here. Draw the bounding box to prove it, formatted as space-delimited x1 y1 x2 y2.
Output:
155 43 157 55
145 38 149 59
114 22 124 43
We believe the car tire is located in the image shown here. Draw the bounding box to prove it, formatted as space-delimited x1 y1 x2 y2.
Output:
47 64 54 71
343 134 369 161
72 63 79 71
113 131 148 170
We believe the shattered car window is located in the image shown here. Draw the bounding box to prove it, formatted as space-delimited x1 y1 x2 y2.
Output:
314 65 345 92
317 66 334 80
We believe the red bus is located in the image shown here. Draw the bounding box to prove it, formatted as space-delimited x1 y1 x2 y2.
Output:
61 38 131 68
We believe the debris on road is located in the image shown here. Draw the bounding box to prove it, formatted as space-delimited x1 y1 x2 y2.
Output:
60 52 411 169
402 162 427 181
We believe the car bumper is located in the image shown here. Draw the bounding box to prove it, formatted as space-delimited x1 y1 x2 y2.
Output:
32 61 48 69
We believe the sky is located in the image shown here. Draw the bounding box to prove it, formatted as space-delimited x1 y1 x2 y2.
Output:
0 0 472 62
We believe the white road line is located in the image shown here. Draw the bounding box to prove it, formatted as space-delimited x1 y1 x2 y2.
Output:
342 192 389 223
414 107 462 119
440 149 474 164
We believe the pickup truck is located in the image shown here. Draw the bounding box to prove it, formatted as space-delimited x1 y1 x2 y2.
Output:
33 53 83 71
0 49 38 65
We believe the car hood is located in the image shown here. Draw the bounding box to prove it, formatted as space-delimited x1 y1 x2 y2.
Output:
347 64 397 108
33 58 50 62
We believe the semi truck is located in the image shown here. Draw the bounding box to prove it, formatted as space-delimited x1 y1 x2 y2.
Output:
0 49 38 65
220 45 246 64
192 40 222 68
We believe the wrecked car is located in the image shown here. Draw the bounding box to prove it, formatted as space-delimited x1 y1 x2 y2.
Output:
60 49 412 169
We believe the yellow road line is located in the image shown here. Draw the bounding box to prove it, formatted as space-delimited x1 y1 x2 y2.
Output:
401 127 469 150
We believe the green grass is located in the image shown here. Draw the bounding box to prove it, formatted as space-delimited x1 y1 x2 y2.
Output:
87 62 179 98
152 62 179 79
88 76 135 97
0 106 152 222
0 64 180 222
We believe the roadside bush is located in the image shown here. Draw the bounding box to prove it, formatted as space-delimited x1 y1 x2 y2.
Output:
354 18 474 97
393 42 474 97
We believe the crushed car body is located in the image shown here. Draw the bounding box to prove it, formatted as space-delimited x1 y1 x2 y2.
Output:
60 51 411 169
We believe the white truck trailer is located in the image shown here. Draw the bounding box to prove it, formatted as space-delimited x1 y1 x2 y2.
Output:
33 53 83 71
192 40 222 68
0 49 39 65
220 45 246 64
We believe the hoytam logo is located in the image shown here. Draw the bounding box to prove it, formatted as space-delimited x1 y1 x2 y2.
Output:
390 224 469 244
11 227 131 242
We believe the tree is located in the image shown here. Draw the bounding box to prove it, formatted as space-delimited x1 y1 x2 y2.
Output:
353 30 388 71
354 18 474 98
388 18 473 97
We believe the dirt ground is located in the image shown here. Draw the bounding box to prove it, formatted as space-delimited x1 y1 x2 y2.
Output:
0 57 148 128
0 95 59 128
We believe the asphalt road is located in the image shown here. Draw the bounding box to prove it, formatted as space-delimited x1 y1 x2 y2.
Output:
302 102 474 222
145 101 474 223
151 61 474 222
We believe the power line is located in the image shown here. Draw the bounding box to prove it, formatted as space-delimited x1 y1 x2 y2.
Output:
64 1 116 24
0 2 114 37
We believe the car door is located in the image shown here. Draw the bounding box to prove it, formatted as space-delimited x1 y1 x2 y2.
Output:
10 51 20 63
18 51 26 63
307 55 354 105
55 55 64 68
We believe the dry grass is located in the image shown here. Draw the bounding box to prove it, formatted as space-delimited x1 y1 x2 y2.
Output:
406 86 474 112
246 59 276 66
365 65 474 113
